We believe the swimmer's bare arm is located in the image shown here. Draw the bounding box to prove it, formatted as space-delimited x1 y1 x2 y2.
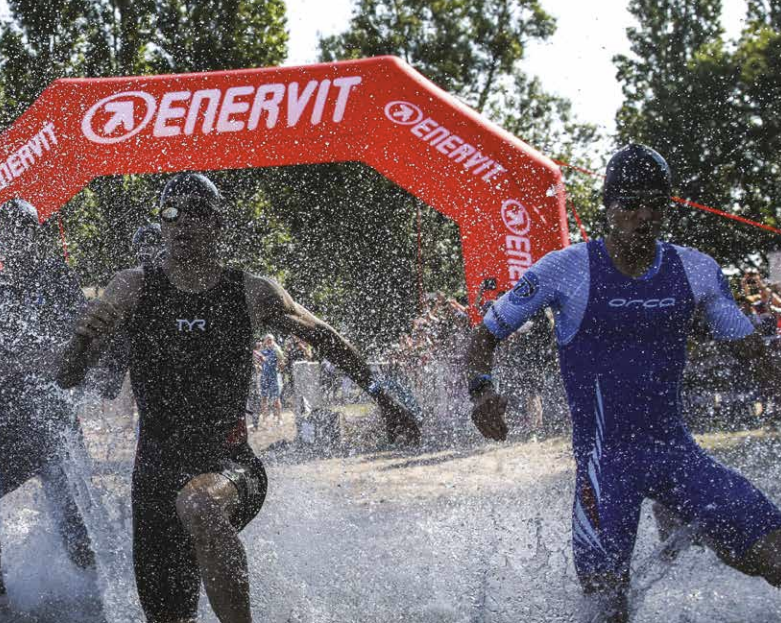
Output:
465 324 509 441
245 276 373 386
57 268 142 389
244 274 420 443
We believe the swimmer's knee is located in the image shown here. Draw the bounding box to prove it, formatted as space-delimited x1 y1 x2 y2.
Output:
175 487 232 541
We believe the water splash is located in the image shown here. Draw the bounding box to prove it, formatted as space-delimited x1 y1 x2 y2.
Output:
2 361 780 622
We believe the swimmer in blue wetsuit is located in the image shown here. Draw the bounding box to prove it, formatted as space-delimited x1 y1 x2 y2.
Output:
466 144 781 622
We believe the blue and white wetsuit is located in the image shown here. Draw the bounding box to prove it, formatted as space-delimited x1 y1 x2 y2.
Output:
484 239 781 585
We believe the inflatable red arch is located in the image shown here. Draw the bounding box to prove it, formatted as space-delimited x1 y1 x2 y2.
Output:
0 56 567 321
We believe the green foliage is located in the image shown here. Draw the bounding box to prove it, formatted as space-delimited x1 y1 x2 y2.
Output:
256 163 430 349
0 0 98 124
746 0 781 30
614 0 781 266
732 22 781 248
63 175 159 286
320 0 555 113
315 0 598 344
151 0 287 72
0 0 289 286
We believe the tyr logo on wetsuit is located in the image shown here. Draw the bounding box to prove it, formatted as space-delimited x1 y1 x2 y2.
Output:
176 318 207 332
128 265 252 444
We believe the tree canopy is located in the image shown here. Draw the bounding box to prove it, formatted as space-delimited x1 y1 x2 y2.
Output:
1 0 778 345
614 0 781 266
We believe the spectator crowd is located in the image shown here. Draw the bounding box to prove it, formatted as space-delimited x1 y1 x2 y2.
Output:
242 270 781 441
380 269 781 442
684 267 781 431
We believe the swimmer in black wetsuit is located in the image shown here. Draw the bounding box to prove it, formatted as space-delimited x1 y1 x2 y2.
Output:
0 199 95 605
57 173 420 623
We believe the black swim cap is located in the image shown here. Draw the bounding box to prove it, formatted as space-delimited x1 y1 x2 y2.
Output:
0 198 40 227
603 144 672 207
160 172 223 212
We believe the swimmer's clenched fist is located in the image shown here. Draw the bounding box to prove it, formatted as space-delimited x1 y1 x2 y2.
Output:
375 390 421 445
470 390 508 442
74 299 123 342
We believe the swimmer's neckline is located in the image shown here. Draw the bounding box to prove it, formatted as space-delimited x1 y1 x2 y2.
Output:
598 238 664 282
156 265 229 295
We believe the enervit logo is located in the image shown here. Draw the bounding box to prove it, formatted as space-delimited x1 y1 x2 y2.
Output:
501 199 531 236
608 298 676 309
81 77 363 145
384 100 424 126
384 100 507 186
502 199 533 280
0 122 58 189
82 92 157 144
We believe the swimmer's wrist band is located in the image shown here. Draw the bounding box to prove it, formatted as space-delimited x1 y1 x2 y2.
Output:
468 374 494 399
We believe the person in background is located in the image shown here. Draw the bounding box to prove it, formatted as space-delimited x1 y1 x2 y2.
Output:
281 335 312 408
741 268 781 339
132 222 165 269
0 199 95 608
258 333 285 427
246 340 264 430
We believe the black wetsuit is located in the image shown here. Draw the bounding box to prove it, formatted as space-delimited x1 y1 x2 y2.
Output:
0 257 94 570
127 265 267 621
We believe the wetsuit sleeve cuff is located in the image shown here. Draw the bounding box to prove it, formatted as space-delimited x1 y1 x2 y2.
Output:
483 307 514 341
711 314 756 341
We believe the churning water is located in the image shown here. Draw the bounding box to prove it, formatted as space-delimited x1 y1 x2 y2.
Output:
1 375 780 623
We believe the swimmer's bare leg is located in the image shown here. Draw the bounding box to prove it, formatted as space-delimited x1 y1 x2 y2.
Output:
722 528 781 587
176 474 251 623
272 398 282 425
260 397 269 426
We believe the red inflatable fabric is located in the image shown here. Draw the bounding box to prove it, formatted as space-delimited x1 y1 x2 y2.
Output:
0 56 568 321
